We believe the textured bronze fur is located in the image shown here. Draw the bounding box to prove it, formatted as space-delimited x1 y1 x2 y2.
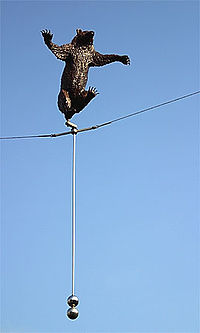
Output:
41 29 130 120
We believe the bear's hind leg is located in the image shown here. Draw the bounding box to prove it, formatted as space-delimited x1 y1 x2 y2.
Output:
58 89 76 120
75 87 99 113
87 86 99 101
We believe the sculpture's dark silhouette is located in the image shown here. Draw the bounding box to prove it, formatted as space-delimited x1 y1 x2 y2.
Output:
41 29 130 120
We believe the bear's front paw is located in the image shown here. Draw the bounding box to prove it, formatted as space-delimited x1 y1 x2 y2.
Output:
121 55 130 65
41 29 53 41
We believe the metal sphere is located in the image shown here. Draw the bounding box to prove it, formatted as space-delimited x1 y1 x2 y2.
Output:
67 295 79 307
67 307 79 320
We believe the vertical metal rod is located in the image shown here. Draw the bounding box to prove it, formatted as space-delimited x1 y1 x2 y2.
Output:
72 132 76 296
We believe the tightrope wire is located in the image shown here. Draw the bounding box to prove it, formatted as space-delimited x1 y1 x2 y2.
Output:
1 90 199 140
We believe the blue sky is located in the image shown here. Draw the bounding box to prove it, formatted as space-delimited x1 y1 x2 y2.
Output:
1 1 199 332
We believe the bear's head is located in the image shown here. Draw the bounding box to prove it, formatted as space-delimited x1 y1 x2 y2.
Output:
71 29 95 46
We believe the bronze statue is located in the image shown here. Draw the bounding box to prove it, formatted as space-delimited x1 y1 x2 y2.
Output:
41 29 130 121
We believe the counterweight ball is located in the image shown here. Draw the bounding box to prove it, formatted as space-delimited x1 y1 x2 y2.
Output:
67 307 79 320
67 295 79 307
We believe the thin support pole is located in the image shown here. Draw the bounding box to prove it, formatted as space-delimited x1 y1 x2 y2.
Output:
66 123 79 320
72 131 76 296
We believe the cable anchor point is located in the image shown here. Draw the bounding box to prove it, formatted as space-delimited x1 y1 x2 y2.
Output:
65 120 78 134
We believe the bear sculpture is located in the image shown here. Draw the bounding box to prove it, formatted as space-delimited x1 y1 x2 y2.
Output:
41 29 130 121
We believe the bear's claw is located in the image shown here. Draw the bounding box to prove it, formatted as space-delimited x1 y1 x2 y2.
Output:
88 86 99 96
41 29 53 40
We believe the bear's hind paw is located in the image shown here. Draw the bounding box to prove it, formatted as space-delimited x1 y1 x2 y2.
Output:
88 86 99 97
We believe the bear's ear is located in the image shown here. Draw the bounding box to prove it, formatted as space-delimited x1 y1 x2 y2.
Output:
76 29 83 35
